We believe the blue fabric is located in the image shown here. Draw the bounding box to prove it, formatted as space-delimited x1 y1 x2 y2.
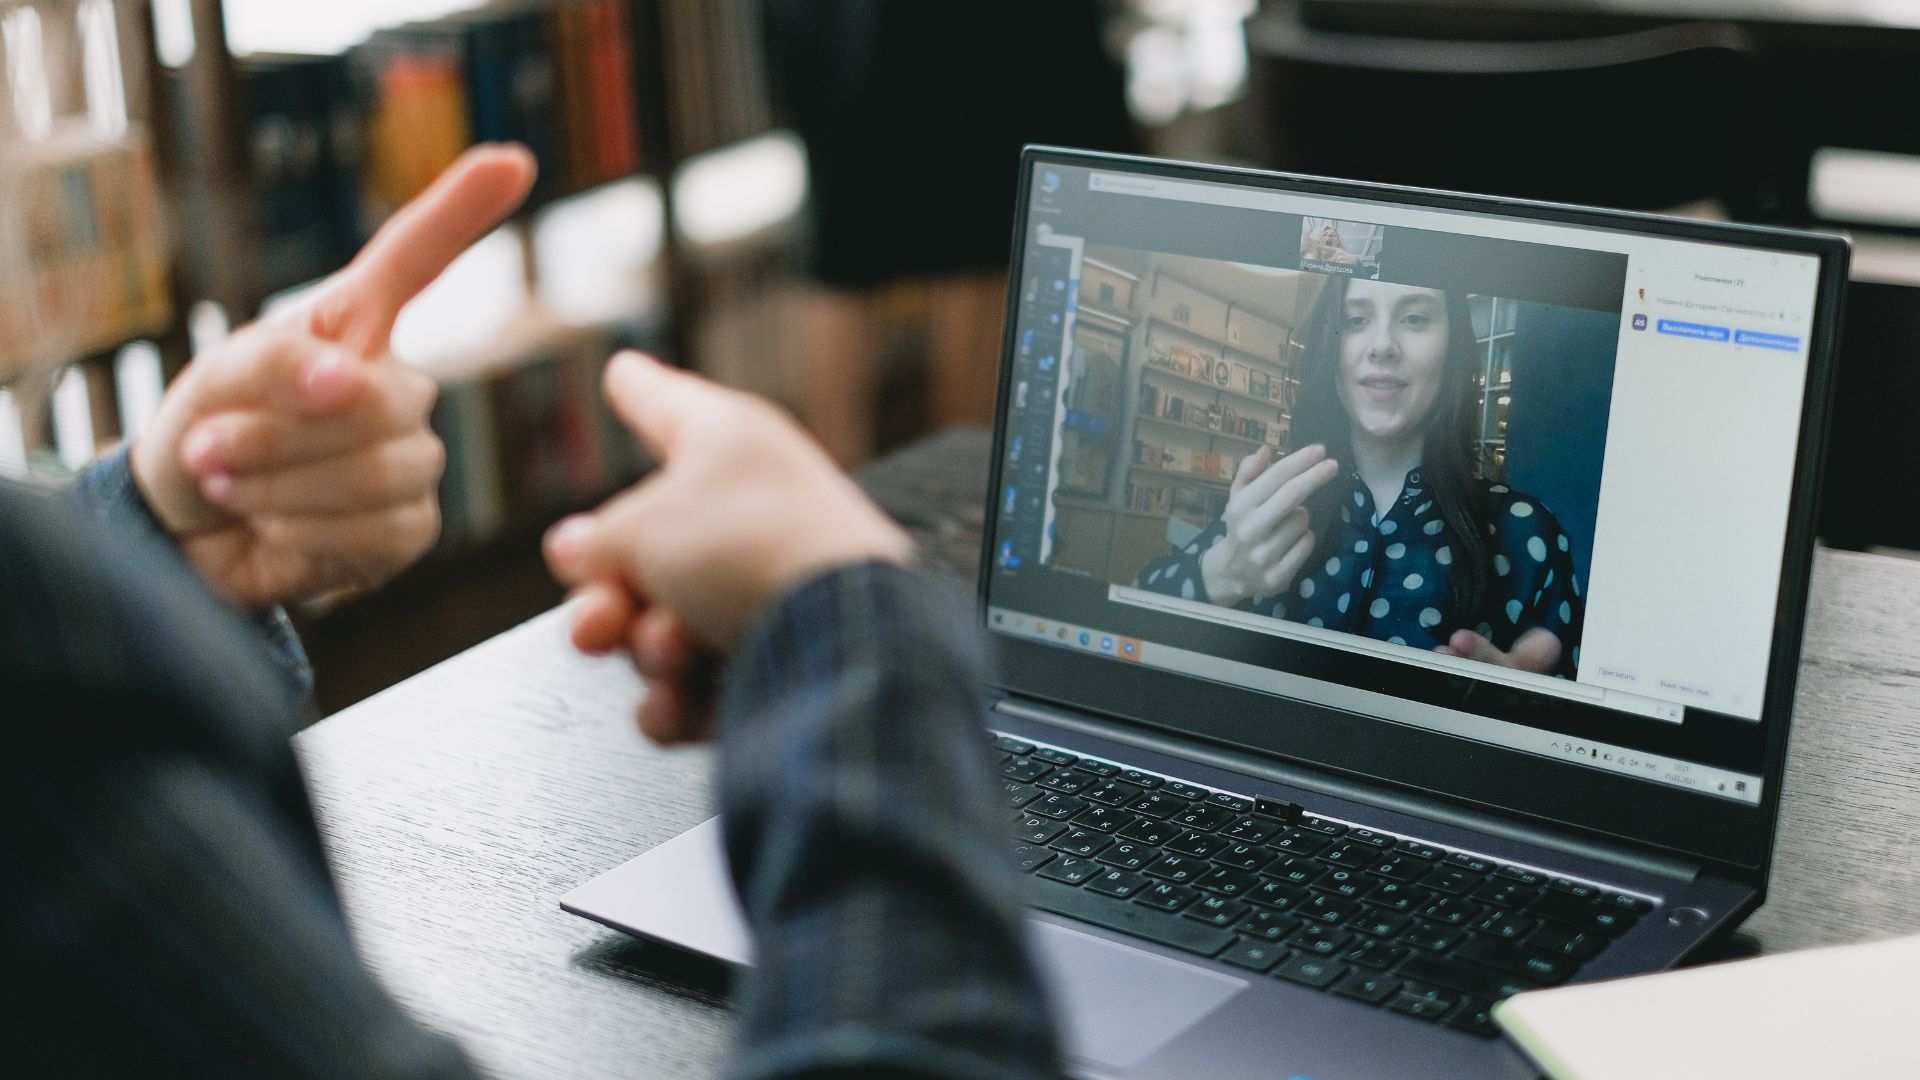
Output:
1138 467 1586 677
70 445 315 699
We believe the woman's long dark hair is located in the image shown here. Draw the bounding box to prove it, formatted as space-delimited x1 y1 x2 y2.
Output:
1291 276 1493 619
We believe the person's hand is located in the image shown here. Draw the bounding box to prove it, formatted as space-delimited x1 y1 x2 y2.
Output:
131 145 537 607
1436 627 1562 674
1198 444 1341 607
545 352 914 745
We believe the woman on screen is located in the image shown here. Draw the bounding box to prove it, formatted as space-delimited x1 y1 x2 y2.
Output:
1135 276 1585 677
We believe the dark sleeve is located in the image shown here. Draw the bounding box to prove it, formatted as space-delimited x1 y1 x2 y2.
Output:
70 446 314 699
1487 495 1585 678
0 710 480 1078
1135 519 1222 601
715 562 1064 1080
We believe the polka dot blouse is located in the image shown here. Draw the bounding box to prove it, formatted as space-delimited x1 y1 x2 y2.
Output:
1135 468 1586 678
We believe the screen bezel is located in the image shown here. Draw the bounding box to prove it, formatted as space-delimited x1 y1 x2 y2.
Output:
979 146 1848 880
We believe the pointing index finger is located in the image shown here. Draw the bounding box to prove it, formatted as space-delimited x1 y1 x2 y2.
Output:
309 144 538 356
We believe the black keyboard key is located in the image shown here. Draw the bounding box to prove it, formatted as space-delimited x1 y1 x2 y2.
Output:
1074 759 1121 778
1446 852 1495 874
1247 879 1308 911
1038 856 1101 885
1119 818 1181 846
1345 828 1397 849
1070 805 1129 833
1273 953 1348 989
1038 769 1093 795
1029 794 1088 820
1401 921 1465 953
1014 816 1067 844
1050 828 1113 858
1420 867 1482 895
1529 889 1638 935
1241 909 1300 941
1445 998 1500 1038
1195 866 1259 898
1547 878 1601 901
1096 839 1160 872
1081 779 1144 806
1394 839 1444 861
1085 870 1149 899
1334 970 1402 1005
994 736 1035 755
1289 923 1351 957
1171 804 1235 832
1419 896 1483 927
1012 844 1056 872
1314 867 1376 900
1269 831 1330 858
1030 879 1230 956
1220 936 1286 973
1133 881 1200 913
1318 842 1380 868
1602 891 1653 913
1265 856 1325 888
1472 879 1540 909
1127 793 1185 820
1452 936 1574 984
1033 747 1078 766
1496 865 1548 887
1526 922 1607 960
1363 881 1430 913
1221 817 1275 843
1298 893 1359 924
1342 936 1407 970
1213 841 1276 873
1184 894 1250 928
1367 857 1426 884
1397 952 1542 1000
1164 831 1229 859
1162 780 1209 801
1119 769 1163 789
1346 909 1413 939
1472 910 1537 943
1388 989 1457 1022
1004 782 1042 809
1144 854 1206 885
1295 816 1347 837
1003 757 1052 783
1207 792 1254 813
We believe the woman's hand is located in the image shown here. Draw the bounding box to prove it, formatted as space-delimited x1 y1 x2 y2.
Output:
1198 444 1341 607
545 352 914 745
1437 627 1563 675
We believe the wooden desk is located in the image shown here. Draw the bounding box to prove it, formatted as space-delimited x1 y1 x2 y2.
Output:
299 429 1920 1078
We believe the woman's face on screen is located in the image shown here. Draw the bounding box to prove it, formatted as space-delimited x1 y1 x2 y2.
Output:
1334 279 1450 448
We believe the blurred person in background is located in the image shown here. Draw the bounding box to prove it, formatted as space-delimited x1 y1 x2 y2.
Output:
763 0 1135 464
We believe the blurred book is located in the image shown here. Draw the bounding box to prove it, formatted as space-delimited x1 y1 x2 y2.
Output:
1494 933 1920 1079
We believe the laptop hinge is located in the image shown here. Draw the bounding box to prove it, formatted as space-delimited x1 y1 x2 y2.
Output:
992 695 1702 884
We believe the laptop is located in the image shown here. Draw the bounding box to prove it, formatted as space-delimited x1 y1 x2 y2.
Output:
563 147 1849 1079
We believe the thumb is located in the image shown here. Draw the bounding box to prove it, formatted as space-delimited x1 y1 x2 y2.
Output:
602 351 747 461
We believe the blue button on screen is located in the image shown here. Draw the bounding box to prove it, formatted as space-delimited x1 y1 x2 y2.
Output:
1656 319 1730 342
1734 329 1801 351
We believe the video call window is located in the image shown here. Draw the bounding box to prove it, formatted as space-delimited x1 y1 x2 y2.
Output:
1048 244 1619 683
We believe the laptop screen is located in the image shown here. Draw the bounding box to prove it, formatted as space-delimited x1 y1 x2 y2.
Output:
985 154 1828 809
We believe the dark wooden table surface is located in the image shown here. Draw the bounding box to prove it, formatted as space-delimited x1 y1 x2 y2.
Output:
298 429 1920 1078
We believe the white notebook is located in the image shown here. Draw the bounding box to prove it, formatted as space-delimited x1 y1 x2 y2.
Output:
1493 933 1920 1079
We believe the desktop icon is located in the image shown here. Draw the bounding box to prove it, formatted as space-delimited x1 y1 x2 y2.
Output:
1632 313 1648 331
1041 170 1061 194
1078 631 1092 646
1100 636 1115 653
1118 638 1141 662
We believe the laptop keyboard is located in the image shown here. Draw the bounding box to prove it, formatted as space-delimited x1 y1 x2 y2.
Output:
994 733 1654 1038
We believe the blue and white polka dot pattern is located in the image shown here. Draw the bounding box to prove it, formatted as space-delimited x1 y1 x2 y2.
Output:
1135 466 1586 676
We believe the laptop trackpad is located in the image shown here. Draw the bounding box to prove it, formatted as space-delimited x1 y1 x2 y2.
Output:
1030 921 1245 1073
